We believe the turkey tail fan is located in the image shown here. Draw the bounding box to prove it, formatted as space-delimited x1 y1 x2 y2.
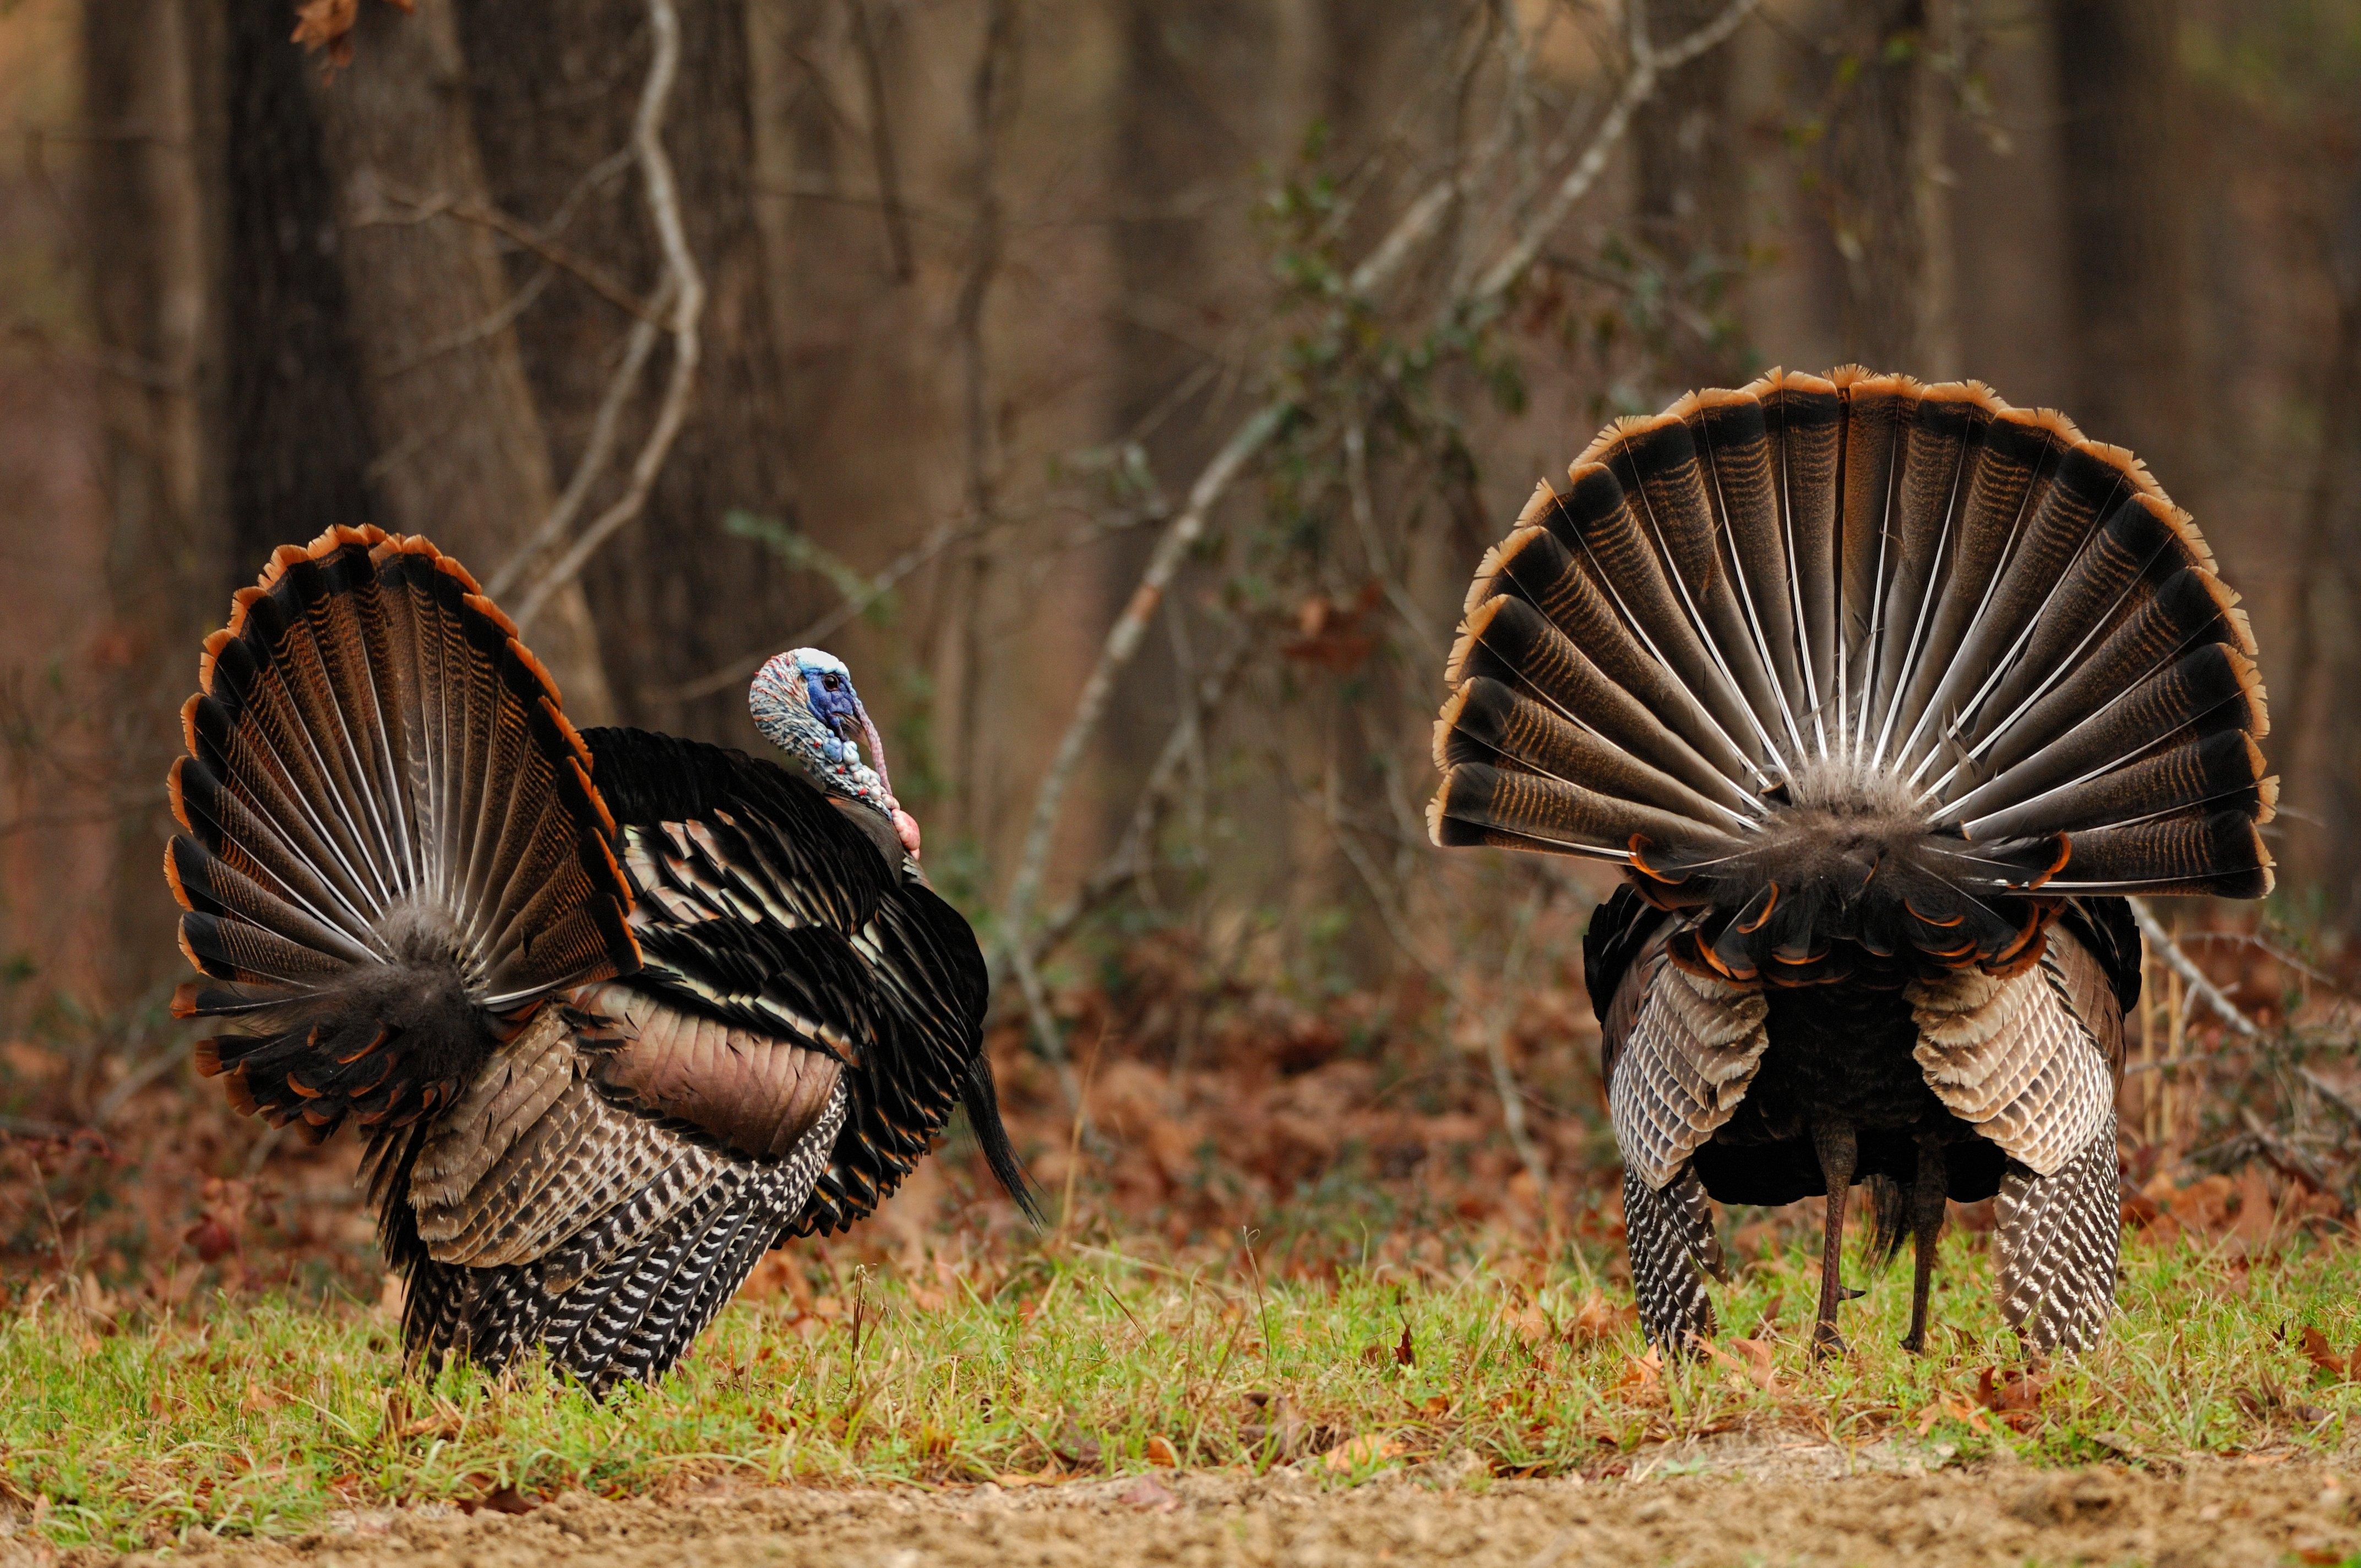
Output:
1433 368 2274 976
166 526 640 1139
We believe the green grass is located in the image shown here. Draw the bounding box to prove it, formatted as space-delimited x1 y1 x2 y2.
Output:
3 1232 2358 1550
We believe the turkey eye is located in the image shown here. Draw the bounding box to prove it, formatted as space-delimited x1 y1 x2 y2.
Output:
824 673 841 691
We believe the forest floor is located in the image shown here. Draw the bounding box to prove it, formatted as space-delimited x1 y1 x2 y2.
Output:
3 1235 2359 1559
73 1453 2361 1568
6 936 2360 1561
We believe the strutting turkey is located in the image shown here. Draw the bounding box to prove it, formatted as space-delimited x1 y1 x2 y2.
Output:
1428 368 2273 1357
165 527 1035 1392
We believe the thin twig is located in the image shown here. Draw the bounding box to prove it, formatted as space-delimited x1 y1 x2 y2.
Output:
513 0 706 635
640 515 984 704
1481 888 1554 1222
989 636 1254 997
356 189 661 326
2299 1064 2361 1131
1472 0 1761 305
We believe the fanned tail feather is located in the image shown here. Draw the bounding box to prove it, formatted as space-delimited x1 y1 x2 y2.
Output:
1432 368 2273 978
166 527 640 1142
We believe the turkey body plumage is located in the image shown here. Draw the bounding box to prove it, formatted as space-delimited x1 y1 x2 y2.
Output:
1430 368 2274 1356
167 528 1031 1393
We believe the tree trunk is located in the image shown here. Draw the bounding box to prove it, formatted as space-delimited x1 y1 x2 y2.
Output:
81 0 229 1002
1821 0 1956 373
301 0 615 720
1636 0 1749 387
222 0 378 565
2272 174 2361 918
454 0 815 748
2049 0 2196 470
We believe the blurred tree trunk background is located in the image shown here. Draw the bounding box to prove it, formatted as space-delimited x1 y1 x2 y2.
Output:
6 0 2361 1052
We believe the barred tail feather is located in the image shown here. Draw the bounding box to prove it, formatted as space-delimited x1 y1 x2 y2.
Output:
1996 1117 2122 1354
1624 1165 1721 1353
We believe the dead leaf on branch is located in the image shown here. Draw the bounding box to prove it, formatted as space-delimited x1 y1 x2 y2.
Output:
292 0 416 74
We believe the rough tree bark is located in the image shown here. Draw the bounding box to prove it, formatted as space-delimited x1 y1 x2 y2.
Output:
1821 0 1957 372
301 0 616 720
455 0 814 747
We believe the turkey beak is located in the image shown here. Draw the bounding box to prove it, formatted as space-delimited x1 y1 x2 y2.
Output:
853 697 922 858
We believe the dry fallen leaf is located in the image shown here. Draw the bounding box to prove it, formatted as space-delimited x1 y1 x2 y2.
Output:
1566 1289 1638 1342
1321 1433 1404 1472
2299 1326 2353 1381
1974 1366 2050 1430
1144 1434 1180 1468
1726 1336 1780 1391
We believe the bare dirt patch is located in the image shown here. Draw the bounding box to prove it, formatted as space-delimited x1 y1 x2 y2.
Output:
69 1453 2360 1568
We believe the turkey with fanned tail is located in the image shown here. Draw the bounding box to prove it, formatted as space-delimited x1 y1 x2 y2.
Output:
1429 368 2272 1357
166 527 1036 1392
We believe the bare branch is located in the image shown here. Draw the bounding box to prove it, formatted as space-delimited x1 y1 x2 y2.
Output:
1473 0 1761 304
2129 897 2262 1042
992 636 1255 995
486 276 673 601
355 187 661 326
997 402 1290 948
640 515 986 704
512 0 706 635
992 0 1758 968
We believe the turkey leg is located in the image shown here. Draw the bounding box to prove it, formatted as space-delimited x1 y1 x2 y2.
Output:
1902 1137 1949 1354
1810 1118 1857 1356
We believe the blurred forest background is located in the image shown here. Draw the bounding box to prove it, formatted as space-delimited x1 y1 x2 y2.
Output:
1 0 2359 1299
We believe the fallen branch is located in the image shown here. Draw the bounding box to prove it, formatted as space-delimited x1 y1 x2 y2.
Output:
2239 1107 2348 1215
512 0 705 635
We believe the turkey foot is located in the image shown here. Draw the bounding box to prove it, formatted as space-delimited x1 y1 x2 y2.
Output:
1901 1137 1949 1354
1810 1119 1857 1358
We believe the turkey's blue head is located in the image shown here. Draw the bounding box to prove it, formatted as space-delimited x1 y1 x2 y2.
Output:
750 649 922 858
